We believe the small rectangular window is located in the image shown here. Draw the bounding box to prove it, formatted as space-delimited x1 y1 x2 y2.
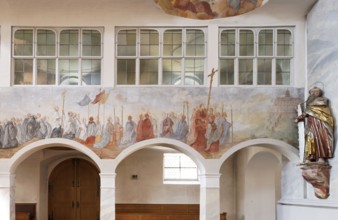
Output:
140 59 158 85
163 153 199 184
163 30 182 56
257 58 272 85
238 59 253 85
239 30 254 56
220 29 236 56
14 29 33 56
219 59 234 85
117 59 136 85
258 29 273 56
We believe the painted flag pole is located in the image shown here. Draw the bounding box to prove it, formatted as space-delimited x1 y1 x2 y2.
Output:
61 90 67 135
231 105 233 143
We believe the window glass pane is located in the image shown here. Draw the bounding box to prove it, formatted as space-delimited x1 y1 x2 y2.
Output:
258 30 273 56
140 59 158 85
82 59 101 85
140 29 159 56
82 30 101 56
180 156 196 167
184 58 204 85
186 29 205 56
117 59 136 85
162 59 181 85
117 30 136 56
59 59 79 85
60 30 79 56
14 29 33 56
220 59 234 85
164 154 180 167
257 59 272 85
163 30 182 56
181 168 198 179
37 59 56 85
276 59 291 85
277 30 292 56
239 30 254 56
239 59 253 85
164 168 180 180
37 30 56 56
163 153 198 181
220 30 236 56
14 59 33 84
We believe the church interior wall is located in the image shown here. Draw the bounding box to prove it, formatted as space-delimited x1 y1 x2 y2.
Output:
244 151 281 220
4 0 338 220
115 148 200 204
219 155 236 220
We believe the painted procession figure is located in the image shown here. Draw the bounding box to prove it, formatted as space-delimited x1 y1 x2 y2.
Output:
295 86 334 199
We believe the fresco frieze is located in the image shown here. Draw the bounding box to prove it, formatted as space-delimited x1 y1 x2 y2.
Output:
0 87 302 159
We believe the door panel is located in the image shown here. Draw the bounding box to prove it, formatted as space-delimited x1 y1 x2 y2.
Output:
49 158 100 220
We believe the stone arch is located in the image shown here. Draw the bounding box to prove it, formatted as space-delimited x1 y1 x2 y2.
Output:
112 137 207 173
8 138 103 173
217 138 299 171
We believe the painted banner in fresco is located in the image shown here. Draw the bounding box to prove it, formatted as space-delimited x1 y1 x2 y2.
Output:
0 87 302 159
154 0 269 20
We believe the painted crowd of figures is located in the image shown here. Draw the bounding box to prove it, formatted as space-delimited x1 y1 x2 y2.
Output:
0 104 232 153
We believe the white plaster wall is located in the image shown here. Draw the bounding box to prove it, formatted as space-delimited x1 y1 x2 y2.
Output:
220 155 236 220
245 152 280 220
115 148 200 204
235 149 247 220
234 147 282 220
15 156 41 203
277 202 338 220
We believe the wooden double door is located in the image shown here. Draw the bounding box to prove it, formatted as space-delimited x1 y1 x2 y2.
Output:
48 158 100 220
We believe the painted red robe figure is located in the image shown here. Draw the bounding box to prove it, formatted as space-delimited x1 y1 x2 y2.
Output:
190 104 208 151
141 113 155 140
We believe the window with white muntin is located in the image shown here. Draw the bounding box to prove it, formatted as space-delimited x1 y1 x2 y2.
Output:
163 153 199 184
116 27 207 86
219 27 293 86
12 27 103 86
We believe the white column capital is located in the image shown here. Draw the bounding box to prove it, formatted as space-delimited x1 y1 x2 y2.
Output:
100 173 116 188
0 173 15 188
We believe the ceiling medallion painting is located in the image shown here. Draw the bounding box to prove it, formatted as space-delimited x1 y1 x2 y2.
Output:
154 0 269 20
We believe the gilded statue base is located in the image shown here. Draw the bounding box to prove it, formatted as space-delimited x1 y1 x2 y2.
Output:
300 162 331 199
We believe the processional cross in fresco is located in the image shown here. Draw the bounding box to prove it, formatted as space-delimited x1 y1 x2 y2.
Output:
207 68 218 112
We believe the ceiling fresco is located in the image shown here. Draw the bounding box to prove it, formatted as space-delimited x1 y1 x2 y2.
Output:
154 0 269 20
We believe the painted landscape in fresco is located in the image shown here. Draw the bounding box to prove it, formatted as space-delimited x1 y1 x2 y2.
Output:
0 87 302 159
154 0 268 20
